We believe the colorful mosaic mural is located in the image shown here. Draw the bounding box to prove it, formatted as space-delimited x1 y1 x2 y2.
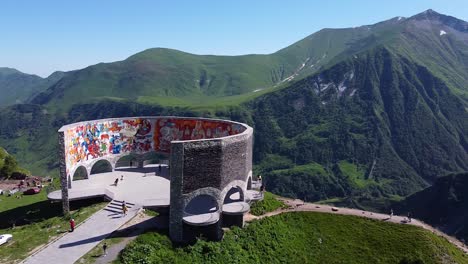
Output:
63 117 246 174
64 118 154 170
154 118 245 152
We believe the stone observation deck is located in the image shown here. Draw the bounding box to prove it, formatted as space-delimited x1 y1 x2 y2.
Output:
56 116 255 243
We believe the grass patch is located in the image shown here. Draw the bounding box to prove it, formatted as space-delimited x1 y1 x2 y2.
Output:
338 160 370 188
250 192 286 216
0 198 106 263
118 212 468 264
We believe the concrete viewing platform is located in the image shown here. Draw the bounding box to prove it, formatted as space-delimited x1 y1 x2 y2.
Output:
48 164 170 208
222 202 250 215
183 212 220 226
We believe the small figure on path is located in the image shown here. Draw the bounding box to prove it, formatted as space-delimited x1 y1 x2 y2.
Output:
258 175 262 182
260 183 266 194
407 212 412 222
103 242 108 256
121 175 124 181
114 178 119 186
390 209 394 218
158 164 162 173
69 218 75 232
122 201 128 216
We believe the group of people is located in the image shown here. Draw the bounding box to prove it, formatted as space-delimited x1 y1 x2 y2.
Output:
114 175 125 186
389 208 412 222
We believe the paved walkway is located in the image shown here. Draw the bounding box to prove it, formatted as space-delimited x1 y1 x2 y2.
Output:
245 198 468 254
21 201 141 264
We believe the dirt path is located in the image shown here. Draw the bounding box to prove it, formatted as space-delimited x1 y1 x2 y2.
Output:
245 198 468 254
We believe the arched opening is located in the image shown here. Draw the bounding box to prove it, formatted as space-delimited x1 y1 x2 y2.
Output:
223 186 244 204
221 186 249 228
183 194 222 242
90 160 113 175
141 152 169 167
73 166 88 181
115 154 138 168
185 195 218 216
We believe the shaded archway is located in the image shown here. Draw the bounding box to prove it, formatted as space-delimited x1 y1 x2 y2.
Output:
223 186 244 204
185 195 219 216
115 154 138 168
90 160 113 175
72 166 88 181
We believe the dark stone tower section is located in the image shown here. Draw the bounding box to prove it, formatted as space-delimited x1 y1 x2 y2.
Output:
58 131 70 214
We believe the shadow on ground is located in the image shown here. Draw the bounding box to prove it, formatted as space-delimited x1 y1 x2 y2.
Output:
59 214 168 248
0 198 104 228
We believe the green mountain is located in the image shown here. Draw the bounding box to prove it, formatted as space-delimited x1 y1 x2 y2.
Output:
0 10 466 208
395 172 468 243
253 46 467 206
0 67 64 107
30 14 416 110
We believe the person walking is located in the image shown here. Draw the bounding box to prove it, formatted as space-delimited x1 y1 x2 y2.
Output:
122 201 128 216
120 175 124 181
114 178 119 186
407 212 412 222
390 209 394 219
69 218 75 232
103 242 108 256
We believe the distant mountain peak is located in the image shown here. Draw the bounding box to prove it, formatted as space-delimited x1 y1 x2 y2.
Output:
409 9 468 32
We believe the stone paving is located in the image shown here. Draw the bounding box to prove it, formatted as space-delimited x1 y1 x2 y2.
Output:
48 165 170 206
22 165 170 264
21 202 140 264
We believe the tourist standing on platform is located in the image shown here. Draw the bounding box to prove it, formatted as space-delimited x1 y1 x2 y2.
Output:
121 175 124 181
122 201 128 216
114 178 119 186
390 209 394 218
69 218 75 232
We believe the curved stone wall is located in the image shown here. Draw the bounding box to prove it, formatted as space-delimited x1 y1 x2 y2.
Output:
59 117 247 180
58 116 253 242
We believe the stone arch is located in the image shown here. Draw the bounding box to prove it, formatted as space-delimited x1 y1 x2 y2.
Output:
114 154 138 168
223 186 244 204
184 194 219 216
72 166 88 181
90 159 113 175
220 180 247 205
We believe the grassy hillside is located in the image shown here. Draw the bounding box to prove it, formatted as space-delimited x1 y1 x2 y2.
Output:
0 68 64 107
119 212 467 264
29 15 412 112
0 147 30 178
395 172 468 243
254 46 467 204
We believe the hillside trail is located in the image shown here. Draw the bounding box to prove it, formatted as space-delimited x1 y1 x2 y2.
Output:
245 198 468 254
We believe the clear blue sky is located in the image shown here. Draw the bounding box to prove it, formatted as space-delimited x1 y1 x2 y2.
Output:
1 0 467 77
